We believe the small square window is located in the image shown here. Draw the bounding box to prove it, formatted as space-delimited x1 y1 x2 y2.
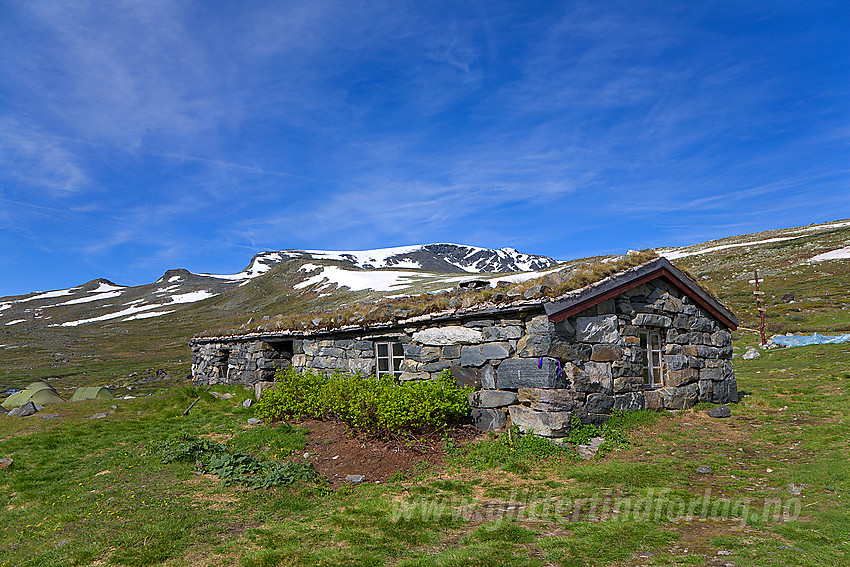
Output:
375 340 405 377
640 330 663 387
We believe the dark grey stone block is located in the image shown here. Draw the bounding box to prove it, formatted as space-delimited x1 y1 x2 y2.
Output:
613 392 645 411
450 365 481 389
496 358 568 390
460 346 485 367
472 408 507 431
707 405 731 418
586 393 615 414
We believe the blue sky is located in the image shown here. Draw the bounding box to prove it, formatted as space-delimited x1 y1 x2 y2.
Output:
1 1 848 296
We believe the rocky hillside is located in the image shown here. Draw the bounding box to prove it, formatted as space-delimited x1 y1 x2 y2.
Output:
0 244 557 331
0 221 848 388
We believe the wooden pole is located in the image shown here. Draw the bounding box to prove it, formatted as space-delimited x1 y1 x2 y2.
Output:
183 386 211 416
754 270 766 346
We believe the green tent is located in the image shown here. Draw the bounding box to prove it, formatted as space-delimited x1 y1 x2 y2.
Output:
70 386 114 402
2 382 64 409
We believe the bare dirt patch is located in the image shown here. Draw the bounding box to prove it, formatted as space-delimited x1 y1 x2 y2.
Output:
287 418 474 486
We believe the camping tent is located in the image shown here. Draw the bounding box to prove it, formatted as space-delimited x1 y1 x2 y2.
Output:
2 382 64 409
70 386 115 402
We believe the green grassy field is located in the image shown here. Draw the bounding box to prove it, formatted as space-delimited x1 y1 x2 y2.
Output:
2 335 848 566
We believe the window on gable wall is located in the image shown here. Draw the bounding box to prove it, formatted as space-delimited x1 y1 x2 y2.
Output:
639 330 663 387
375 341 404 377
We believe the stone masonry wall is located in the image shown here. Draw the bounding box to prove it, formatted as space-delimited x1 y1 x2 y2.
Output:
191 340 291 386
190 277 737 438
501 279 737 438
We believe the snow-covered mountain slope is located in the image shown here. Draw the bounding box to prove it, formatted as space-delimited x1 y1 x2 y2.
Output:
203 244 558 280
2 220 849 332
0 245 559 329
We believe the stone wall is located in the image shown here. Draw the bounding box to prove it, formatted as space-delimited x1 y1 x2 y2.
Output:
191 340 292 386
190 278 737 437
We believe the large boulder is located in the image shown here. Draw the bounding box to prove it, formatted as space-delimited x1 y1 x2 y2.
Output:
508 406 572 437
517 388 585 412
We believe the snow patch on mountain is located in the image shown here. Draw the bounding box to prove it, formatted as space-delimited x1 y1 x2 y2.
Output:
201 252 284 280
301 245 424 268
294 266 425 292
88 282 125 293
16 289 76 303
122 310 175 321
54 291 124 306
56 290 217 326
810 246 850 262
660 236 800 260
5 319 25 326
167 290 217 303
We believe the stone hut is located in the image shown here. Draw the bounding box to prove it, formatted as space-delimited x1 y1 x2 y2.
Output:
190 257 739 437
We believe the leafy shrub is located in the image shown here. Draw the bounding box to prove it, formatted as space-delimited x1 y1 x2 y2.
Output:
254 367 472 434
151 435 320 489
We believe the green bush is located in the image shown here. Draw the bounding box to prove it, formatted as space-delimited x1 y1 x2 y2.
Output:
254 367 472 434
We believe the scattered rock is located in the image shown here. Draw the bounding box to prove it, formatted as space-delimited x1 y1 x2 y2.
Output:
8 402 38 418
696 465 713 474
242 399 253 409
717 550 732 556
576 438 605 460
522 284 550 300
787 483 804 495
781 293 795 303
0 457 12 470
111 405 117 409
55 539 70 548
210 392 234 400
576 444 599 460
346 474 366 483
707 405 731 418
89 412 108 419
39 414 60 420
247 418 261 425
742 347 760 360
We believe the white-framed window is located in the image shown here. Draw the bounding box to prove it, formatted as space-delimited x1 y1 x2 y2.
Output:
639 330 663 387
375 341 404 377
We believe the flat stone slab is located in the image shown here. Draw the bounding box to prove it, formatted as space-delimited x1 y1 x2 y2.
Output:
496 358 567 390
468 390 518 408
706 405 731 418
412 326 483 346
